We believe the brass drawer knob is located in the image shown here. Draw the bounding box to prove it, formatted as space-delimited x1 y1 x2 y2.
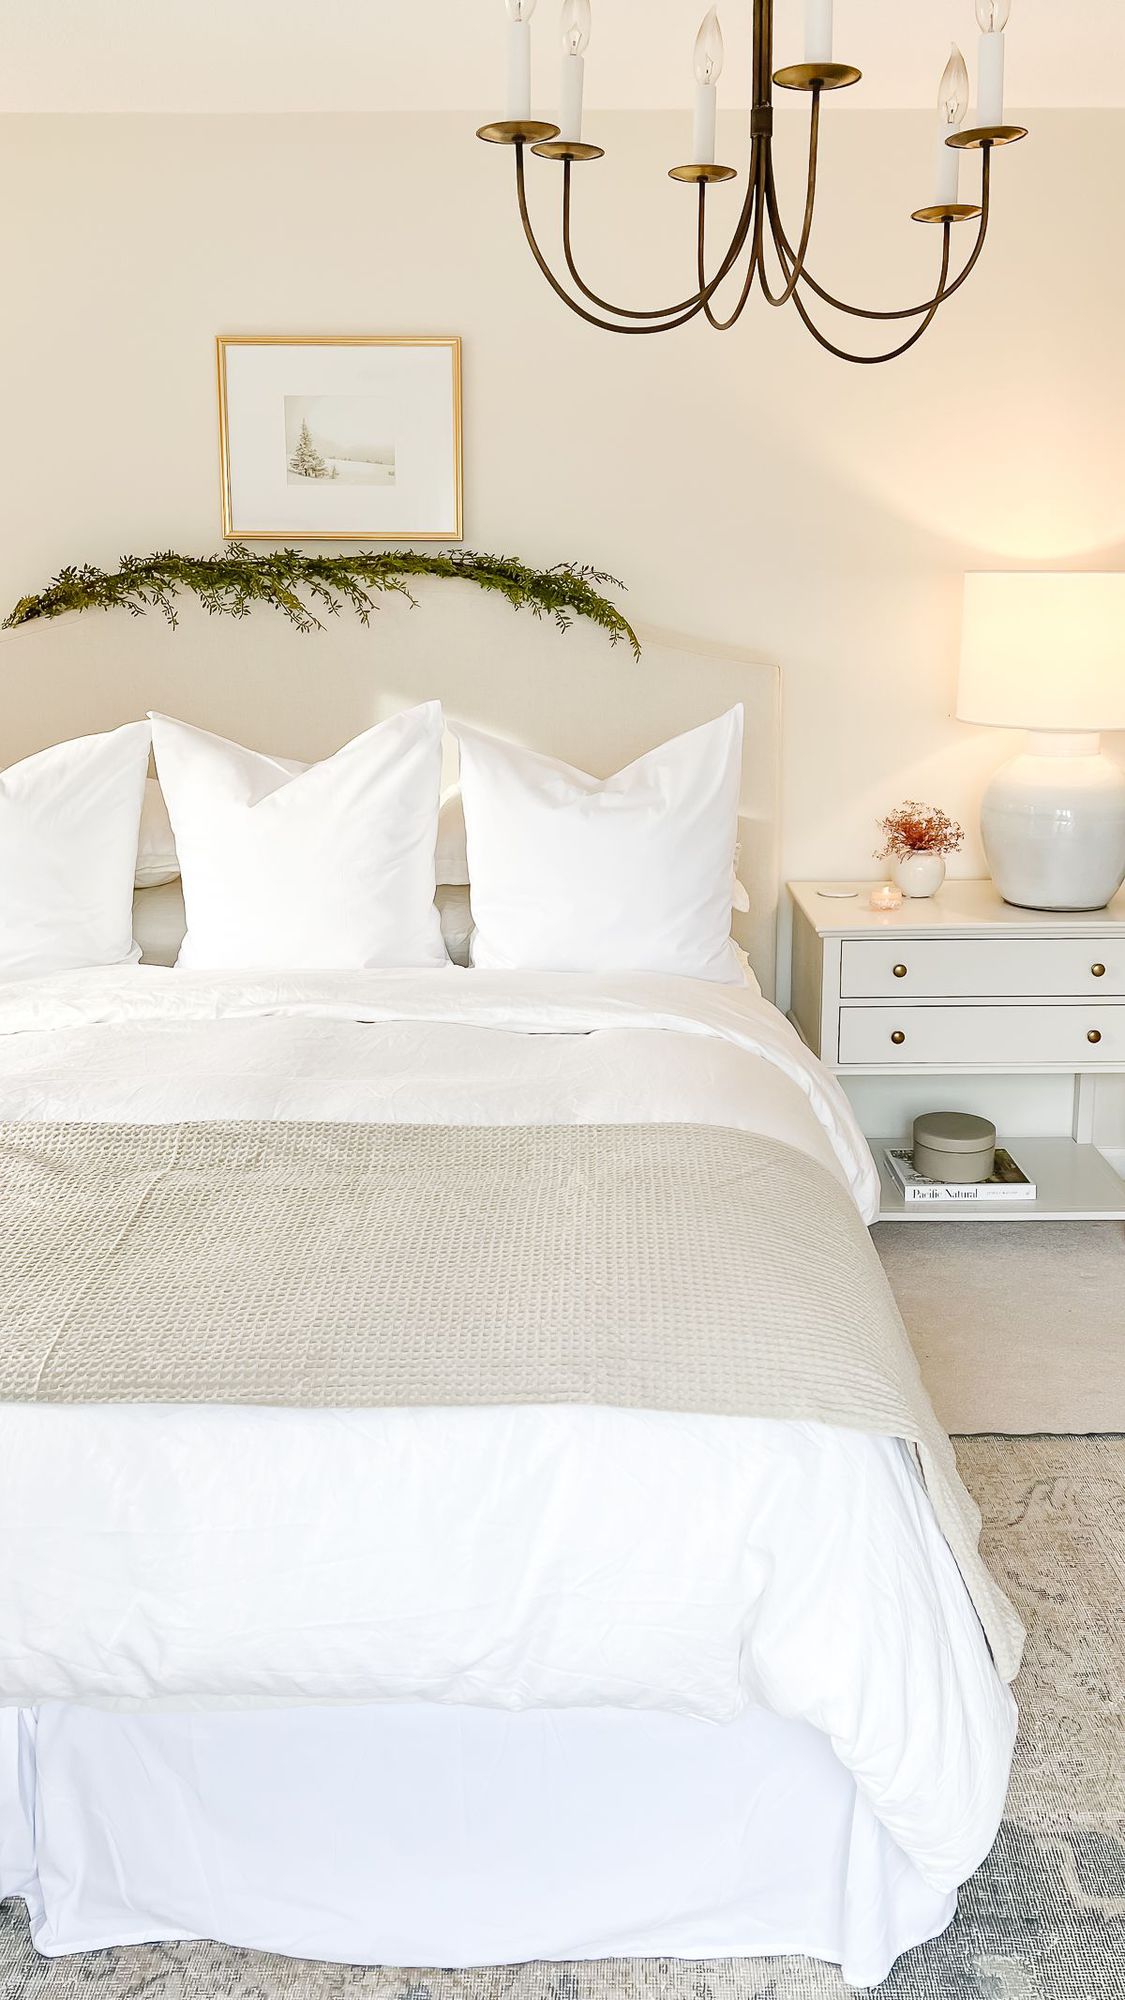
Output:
890 1030 906 1045
1088 1029 1102 1044
892 963 908 979
1091 964 1106 978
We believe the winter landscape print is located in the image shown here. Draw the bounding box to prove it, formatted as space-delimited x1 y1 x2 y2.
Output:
218 335 462 539
284 395 397 487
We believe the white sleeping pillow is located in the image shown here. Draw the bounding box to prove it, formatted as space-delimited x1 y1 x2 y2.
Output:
435 883 474 967
437 783 749 909
0 722 151 979
436 786 470 886
150 706 447 971
134 878 479 971
135 759 305 889
141 758 459 889
138 771 752 911
456 707 745 981
135 778 180 888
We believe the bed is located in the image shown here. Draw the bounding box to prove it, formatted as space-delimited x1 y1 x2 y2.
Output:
0 608 1020 1988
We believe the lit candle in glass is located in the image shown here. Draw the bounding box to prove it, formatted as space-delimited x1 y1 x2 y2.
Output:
870 882 904 912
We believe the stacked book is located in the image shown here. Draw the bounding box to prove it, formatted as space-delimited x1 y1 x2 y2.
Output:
884 1147 1036 1205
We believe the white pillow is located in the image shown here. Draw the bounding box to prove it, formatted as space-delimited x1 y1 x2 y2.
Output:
438 782 750 909
0 722 151 980
135 760 304 890
150 706 447 971
140 769 752 915
435 883 474 967
456 707 745 981
133 878 479 971
135 778 180 888
436 786 470 886
140 757 746 942
132 879 190 968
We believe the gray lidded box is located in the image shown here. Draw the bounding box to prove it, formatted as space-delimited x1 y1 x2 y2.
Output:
912 1110 997 1184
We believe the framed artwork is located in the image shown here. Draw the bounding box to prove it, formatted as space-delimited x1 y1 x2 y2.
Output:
216 335 463 542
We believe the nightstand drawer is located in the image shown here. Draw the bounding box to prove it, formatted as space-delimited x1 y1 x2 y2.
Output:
840 936 1125 1000
838 1003 1125 1067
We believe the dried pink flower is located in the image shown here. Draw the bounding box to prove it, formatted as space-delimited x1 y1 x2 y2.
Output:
875 801 965 862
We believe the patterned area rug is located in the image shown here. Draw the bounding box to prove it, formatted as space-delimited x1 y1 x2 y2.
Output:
3 1436 1123 1998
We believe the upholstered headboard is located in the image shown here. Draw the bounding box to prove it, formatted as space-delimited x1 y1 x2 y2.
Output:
0 590 781 996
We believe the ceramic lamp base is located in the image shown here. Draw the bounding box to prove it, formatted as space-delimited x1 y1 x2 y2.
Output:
981 732 1125 912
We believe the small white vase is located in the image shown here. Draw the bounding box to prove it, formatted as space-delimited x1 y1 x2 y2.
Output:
893 851 946 898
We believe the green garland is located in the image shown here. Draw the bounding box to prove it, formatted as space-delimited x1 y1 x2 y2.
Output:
3 547 640 658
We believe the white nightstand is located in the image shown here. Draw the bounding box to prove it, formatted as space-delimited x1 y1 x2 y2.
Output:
788 879 1125 1224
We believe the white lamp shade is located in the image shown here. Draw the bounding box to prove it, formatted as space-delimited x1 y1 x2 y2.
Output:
957 573 1125 732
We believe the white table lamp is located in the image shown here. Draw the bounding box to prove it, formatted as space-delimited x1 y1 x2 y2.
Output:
958 573 1125 911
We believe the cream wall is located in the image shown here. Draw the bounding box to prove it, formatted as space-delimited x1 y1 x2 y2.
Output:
1 109 1123 900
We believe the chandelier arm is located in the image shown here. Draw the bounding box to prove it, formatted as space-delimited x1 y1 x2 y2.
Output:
699 217 762 330
513 146 708 335
559 162 759 322
756 90 822 309
698 144 765 330
924 143 994 302
782 223 954 364
771 145 993 323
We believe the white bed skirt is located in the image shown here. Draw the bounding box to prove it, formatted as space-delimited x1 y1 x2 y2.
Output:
0 1699 954 1988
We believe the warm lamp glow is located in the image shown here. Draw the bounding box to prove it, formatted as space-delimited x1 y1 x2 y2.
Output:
957 573 1125 732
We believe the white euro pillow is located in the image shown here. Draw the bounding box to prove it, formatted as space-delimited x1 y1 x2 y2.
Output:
456 706 745 982
150 705 446 971
437 782 750 909
141 764 468 891
0 722 151 980
136 754 310 891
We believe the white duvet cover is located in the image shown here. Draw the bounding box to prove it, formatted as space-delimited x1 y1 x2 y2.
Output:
0 967 1015 1899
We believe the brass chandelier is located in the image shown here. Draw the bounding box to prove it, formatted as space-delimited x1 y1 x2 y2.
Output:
476 0 1027 364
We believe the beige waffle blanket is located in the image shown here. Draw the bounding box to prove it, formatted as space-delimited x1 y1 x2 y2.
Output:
0 1117 1023 1679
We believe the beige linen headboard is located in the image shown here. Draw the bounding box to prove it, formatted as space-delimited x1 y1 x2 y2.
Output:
0 589 781 997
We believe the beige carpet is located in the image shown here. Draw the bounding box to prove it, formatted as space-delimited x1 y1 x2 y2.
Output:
876 1220 1125 1434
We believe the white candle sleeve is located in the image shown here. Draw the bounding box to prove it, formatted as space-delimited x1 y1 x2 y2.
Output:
692 81 717 163
507 19 532 120
559 51 584 140
977 31 1005 127
934 132 960 205
804 0 833 65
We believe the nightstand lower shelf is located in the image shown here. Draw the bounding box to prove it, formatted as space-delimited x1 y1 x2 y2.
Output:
872 1137 1125 1223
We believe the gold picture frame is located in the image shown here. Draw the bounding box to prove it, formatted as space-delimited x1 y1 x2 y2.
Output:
216 334 463 543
